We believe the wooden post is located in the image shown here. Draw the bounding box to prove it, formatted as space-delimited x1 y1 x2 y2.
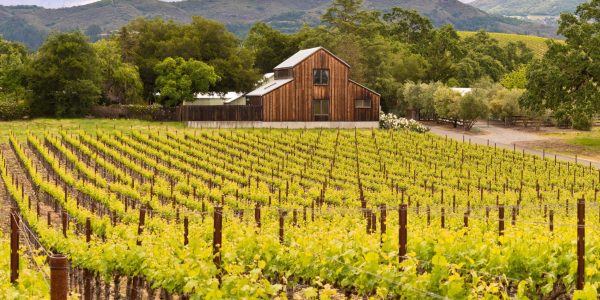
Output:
577 198 585 290
49 254 69 300
279 210 285 244
213 206 223 283
84 218 92 300
254 204 261 229
549 210 554 232
62 210 67 238
380 204 386 243
499 205 505 236
441 207 445 229
398 204 407 263
10 210 18 284
184 217 189 246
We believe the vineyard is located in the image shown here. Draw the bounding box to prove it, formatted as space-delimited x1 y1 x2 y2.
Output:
1 127 600 299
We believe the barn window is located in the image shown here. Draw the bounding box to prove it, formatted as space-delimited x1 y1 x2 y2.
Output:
313 69 329 85
313 99 330 117
275 69 292 79
355 98 372 108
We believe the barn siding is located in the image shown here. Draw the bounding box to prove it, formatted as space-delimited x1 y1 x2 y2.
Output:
260 48 379 122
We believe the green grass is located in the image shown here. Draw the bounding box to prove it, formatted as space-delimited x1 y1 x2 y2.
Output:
571 136 600 150
0 119 185 141
458 31 560 58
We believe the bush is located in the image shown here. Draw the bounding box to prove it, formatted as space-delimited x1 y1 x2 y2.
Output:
90 104 179 121
0 96 28 120
379 112 430 133
572 110 593 131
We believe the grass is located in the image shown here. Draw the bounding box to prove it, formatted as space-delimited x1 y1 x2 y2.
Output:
458 31 560 58
0 119 185 141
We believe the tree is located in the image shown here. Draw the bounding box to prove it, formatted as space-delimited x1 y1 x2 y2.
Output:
459 93 488 130
0 37 28 96
85 24 102 42
26 32 100 117
383 7 433 45
93 40 144 105
522 0 600 130
403 81 441 119
489 88 523 125
501 65 528 89
244 23 299 74
118 17 260 100
154 57 219 107
434 86 462 127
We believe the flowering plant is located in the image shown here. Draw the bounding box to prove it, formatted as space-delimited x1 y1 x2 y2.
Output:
379 112 430 133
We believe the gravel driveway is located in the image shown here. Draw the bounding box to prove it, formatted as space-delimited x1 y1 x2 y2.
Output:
427 123 600 168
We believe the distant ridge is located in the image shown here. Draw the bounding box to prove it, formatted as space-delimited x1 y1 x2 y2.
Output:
0 0 558 49
470 0 585 16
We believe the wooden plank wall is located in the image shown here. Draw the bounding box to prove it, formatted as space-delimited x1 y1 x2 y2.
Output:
181 105 263 121
261 48 380 122
349 81 381 121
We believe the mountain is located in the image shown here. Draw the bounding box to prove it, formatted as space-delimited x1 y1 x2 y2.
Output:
470 0 585 16
0 0 558 50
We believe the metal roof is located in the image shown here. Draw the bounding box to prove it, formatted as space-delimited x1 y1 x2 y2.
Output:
246 79 293 97
273 47 350 70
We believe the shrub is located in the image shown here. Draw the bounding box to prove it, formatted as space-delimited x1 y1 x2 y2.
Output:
0 95 28 120
379 112 430 133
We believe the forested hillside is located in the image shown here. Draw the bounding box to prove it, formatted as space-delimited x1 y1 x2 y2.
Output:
0 0 557 49
471 0 585 16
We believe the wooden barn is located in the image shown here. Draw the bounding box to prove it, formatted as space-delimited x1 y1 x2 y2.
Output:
246 47 380 122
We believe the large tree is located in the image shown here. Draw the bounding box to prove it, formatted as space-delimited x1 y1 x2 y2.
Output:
154 57 219 107
93 40 144 105
118 17 260 101
0 37 28 96
244 23 299 74
26 32 101 117
522 0 600 130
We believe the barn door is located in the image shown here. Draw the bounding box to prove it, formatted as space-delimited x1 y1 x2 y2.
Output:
312 99 329 121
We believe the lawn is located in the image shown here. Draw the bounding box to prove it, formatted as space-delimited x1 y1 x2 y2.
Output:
0 118 185 141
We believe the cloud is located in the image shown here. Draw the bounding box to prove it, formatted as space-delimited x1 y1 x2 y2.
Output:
0 1 99 8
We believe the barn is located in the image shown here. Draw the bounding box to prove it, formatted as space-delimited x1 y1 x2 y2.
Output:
182 47 380 128
247 47 380 122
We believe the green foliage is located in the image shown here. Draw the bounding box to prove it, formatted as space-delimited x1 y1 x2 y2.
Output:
403 81 441 117
0 94 28 120
26 32 101 117
501 65 528 89
154 57 219 107
459 93 489 130
488 88 524 122
0 37 28 96
118 17 260 100
522 0 600 131
93 40 144 105
434 86 462 123
244 23 300 74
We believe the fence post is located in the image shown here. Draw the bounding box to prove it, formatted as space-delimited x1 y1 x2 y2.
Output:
549 210 554 232
380 204 386 244
441 207 445 229
279 210 285 244
184 217 189 246
499 205 505 236
10 209 19 284
577 198 585 290
49 254 69 300
61 210 68 238
254 204 261 229
84 218 92 300
213 206 223 283
398 204 407 263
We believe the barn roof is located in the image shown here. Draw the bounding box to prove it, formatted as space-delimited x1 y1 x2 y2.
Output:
246 78 293 97
274 47 350 70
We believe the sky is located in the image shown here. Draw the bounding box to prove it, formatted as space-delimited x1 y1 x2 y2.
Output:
1 0 475 9
0 0 180 8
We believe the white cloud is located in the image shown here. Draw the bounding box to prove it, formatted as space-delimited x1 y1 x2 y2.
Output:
0 0 182 8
